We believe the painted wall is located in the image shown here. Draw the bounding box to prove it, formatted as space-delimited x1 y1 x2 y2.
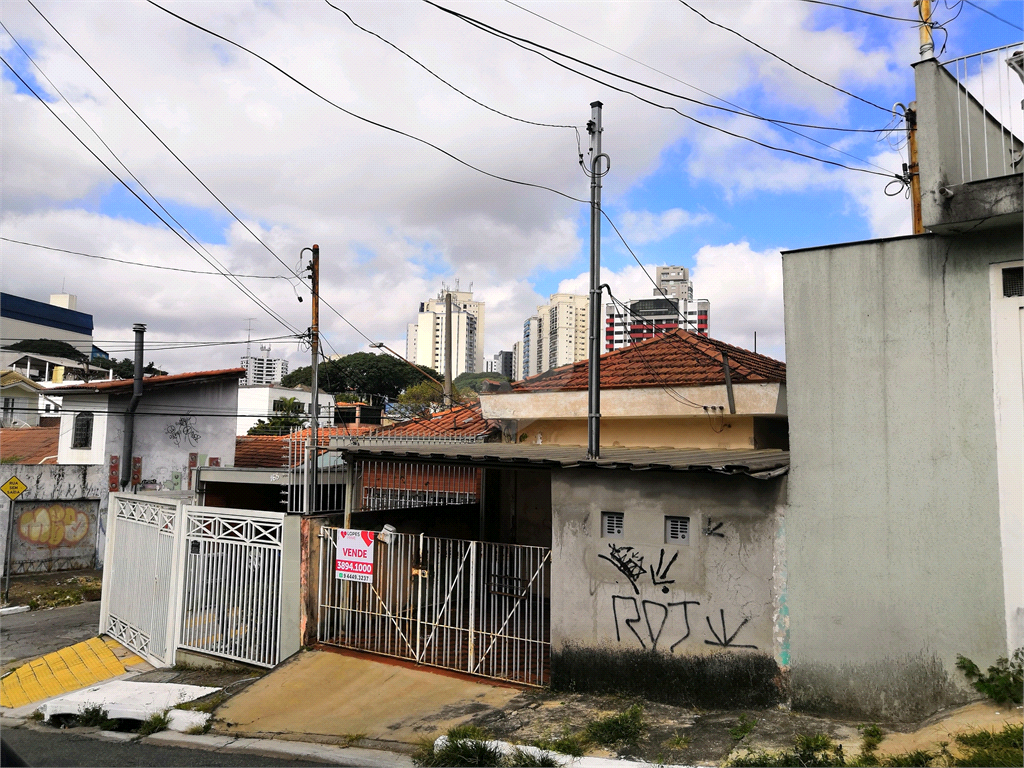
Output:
0 464 107 572
549 468 787 705
57 394 110 465
518 415 759 450
783 228 1021 720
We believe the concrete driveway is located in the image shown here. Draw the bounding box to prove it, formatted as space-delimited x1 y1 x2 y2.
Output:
216 649 523 748
1 602 101 670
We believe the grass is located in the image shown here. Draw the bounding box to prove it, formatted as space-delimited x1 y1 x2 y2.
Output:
582 704 645 747
6 572 104 610
186 721 212 735
952 723 1023 767
75 704 119 730
531 729 586 758
727 733 846 767
412 724 563 767
137 710 171 737
28 709 44 722
174 691 228 714
663 732 691 750
730 714 758 741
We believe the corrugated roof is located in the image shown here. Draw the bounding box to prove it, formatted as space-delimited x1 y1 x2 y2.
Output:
47 368 246 394
338 443 788 478
0 427 59 464
513 329 785 393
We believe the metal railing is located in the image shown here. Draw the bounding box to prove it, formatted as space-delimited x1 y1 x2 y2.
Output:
359 460 480 512
332 432 488 446
317 530 550 686
941 43 1024 184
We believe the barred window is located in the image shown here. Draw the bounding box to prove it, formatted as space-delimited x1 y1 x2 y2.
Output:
72 412 94 449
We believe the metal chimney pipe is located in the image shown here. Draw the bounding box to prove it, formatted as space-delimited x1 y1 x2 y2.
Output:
120 323 146 489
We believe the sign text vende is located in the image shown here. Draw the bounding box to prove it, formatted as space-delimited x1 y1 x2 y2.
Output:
335 529 375 583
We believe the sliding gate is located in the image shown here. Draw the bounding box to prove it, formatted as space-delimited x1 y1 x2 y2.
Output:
317 529 550 686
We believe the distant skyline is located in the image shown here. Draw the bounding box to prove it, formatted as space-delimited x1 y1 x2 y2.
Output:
3 0 1020 369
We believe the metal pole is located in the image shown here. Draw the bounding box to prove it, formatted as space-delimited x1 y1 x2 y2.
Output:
310 244 320 514
722 351 736 415
444 291 453 408
587 101 607 460
4 498 14 603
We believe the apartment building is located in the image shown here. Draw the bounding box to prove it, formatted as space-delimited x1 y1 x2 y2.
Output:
519 293 590 379
405 287 484 378
240 345 289 385
604 297 710 351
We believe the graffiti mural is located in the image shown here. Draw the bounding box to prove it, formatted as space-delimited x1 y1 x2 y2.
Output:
18 504 90 548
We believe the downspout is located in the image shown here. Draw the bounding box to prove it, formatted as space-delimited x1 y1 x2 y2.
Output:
120 324 145 490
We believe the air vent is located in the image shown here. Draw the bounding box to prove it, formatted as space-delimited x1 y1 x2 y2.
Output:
665 516 690 543
602 511 624 538
1004 267 1023 297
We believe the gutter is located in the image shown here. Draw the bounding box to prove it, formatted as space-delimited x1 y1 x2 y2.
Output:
120 323 145 489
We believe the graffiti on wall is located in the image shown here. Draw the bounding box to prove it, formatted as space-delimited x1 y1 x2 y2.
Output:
18 503 90 548
603 540 759 652
165 414 202 447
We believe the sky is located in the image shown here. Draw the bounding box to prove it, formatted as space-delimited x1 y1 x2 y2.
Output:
2 0 1021 371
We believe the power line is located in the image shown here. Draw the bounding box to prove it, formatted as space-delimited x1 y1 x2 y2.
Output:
1 55 301 337
502 0 901 174
962 0 1024 31
676 0 890 112
0 237 289 278
423 0 900 178
323 0 583 144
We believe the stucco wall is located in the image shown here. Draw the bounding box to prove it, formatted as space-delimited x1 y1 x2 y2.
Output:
0 464 107 572
519 415 758 450
782 229 1020 720
549 468 787 704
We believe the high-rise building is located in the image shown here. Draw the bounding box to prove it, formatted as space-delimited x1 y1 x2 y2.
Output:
241 345 288 385
519 293 590 379
511 341 522 382
604 296 710 351
484 350 514 378
405 287 484 378
655 265 694 301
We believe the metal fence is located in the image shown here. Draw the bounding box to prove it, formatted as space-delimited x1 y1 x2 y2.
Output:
941 43 1024 184
359 461 480 512
317 530 550 686
177 510 286 667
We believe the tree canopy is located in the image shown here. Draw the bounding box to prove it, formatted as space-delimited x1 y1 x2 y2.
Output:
282 352 439 404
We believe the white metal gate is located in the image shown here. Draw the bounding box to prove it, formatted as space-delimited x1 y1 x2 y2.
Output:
100 495 299 669
99 495 181 667
317 530 550 686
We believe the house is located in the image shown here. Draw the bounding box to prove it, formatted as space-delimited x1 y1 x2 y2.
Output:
480 328 788 451
2 369 45 427
236 383 335 436
779 46 1022 720
48 368 244 492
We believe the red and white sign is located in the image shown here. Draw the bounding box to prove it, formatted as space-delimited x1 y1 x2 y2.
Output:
335 529 375 583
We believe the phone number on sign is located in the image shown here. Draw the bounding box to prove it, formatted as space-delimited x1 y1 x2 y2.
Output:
336 560 373 574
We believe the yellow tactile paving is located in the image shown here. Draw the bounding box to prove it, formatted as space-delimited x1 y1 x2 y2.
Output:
0 637 127 710
102 637 146 667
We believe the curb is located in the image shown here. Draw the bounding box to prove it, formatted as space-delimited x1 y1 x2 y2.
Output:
143 731 415 766
0 606 31 616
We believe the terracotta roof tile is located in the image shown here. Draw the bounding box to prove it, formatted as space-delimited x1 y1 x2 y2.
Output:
233 435 290 468
0 427 59 464
512 330 785 393
381 401 499 438
48 368 246 394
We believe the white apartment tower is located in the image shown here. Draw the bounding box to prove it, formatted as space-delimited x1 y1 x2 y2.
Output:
405 286 484 378
520 293 590 379
241 345 289 385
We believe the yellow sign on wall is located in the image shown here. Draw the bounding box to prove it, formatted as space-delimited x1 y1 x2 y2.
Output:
2 476 27 501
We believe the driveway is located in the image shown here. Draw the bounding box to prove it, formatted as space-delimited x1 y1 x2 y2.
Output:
1 602 101 669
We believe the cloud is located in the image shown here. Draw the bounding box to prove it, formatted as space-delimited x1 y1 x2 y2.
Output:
619 208 711 244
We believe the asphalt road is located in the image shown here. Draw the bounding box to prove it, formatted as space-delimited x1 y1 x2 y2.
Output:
1 602 102 666
1 729 327 767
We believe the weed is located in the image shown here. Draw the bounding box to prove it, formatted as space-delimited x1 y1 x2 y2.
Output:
879 750 934 767
137 710 171 737
175 691 227 714
583 704 645 747
27 709 44 722
76 705 114 729
531 730 586 758
955 648 1023 705
663 733 691 750
340 733 366 747
952 723 1022 767
186 721 212 735
728 732 845 767
447 724 491 741
506 748 560 767
730 714 758 741
859 724 884 751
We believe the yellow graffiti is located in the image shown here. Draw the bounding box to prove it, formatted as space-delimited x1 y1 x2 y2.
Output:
18 505 90 548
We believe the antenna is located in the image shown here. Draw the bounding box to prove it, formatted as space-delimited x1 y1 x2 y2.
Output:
244 318 257 358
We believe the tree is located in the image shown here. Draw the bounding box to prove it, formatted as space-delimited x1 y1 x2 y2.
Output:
1 338 87 362
247 396 307 435
282 352 439 404
92 357 167 379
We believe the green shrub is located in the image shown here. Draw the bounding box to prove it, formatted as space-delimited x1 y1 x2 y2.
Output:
583 704 645 747
505 748 560 767
730 714 758 741
728 733 845 767
531 730 585 757
953 723 1023 767
75 704 117 730
137 710 170 736
955 648 1023 705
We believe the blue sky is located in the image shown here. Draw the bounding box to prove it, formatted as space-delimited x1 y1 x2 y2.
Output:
2 0 1021 369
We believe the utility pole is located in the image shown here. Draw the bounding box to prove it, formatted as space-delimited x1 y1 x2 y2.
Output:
444 290 453 408
305 244 320 514
917 0 933 60
906 104 924 234
587 101 609 460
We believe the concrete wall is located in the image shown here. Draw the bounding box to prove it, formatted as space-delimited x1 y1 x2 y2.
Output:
549 468 787 705
1 464 107 572
782 228 1021 720
518 415 759 450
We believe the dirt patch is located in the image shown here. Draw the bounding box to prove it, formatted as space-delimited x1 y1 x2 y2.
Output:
2 569 102 610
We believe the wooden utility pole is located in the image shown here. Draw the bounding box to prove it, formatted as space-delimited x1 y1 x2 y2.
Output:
906 105 924 234
918 0 933 60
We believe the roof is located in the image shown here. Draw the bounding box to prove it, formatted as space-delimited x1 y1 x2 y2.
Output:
1 369 44 392
0 292 93 336
0 427 59 464
337 443 789 479
47 368 246 395
289 423 382 441
234 435 290 468
379 401 499 438
512 329 785 393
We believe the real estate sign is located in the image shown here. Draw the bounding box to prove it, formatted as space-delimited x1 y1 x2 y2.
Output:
335 529 375 583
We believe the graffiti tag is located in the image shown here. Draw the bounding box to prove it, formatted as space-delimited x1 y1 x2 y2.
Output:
18 504 90 548
165 415 202 447
599 544 646 594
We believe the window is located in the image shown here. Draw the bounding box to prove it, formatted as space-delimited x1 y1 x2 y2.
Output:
1003 266 1023 297
665 516 690 544
601 511 624 538
72 412 94 449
